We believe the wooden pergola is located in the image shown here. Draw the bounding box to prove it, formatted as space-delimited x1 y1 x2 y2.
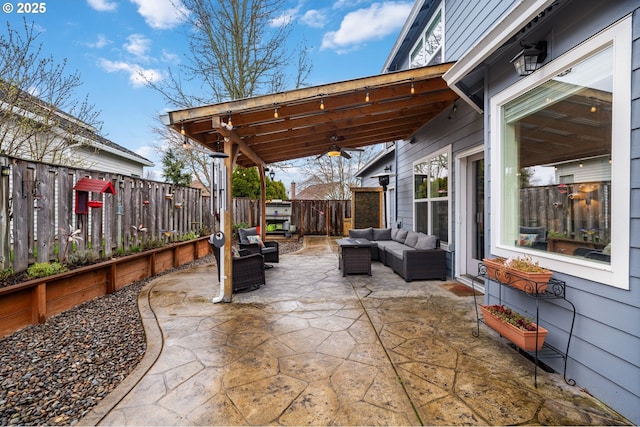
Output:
163 62 457 300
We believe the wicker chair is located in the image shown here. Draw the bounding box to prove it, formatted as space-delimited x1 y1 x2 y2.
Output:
210 243 265 293
237 227 279 265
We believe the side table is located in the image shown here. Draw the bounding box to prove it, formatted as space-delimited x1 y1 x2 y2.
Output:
336 238 372 276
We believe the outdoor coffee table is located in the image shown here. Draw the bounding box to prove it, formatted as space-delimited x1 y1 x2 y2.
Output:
336 238 373 276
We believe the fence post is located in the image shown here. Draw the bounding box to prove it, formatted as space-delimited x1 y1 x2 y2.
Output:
0 157 10 270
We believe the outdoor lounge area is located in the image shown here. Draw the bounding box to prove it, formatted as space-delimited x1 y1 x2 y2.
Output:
83 236 630 426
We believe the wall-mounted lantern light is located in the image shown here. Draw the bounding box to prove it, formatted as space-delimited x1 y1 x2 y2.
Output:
510 41 547 76
1 165 10 176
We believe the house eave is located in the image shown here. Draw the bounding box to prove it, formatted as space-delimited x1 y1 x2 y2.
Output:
442 0 556 113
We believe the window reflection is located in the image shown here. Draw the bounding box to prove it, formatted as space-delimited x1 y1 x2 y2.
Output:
502 46 612 263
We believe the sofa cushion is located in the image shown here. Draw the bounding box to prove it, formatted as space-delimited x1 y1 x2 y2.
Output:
375 240 408 252
404 231 420 248
391 228 408 243
414 233 438 250
372 228 392 241
349 227 373 240
238 227 258 244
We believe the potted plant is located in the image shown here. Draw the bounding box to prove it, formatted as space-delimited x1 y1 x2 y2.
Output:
480 305 548 351
482 255 551 293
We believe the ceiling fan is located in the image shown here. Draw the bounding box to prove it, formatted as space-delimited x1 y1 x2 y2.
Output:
316 136 364 159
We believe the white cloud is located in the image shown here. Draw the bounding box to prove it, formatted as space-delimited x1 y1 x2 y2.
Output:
124 34 152 60
130 0 188 30
321 2 412 51
98 58 163 87
332 0 369 9
271 8 297 27
300 9 328 29
161 49 180 64
87 34 110 49
87 0 117 12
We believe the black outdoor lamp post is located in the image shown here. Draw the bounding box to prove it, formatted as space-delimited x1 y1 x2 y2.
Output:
371 166 394 228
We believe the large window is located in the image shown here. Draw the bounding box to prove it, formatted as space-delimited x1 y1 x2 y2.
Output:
410 5 443 68
490 17 631 288
414 148 450 245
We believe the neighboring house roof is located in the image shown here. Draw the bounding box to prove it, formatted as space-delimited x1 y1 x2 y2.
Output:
0 81 153 167
294 182 342 200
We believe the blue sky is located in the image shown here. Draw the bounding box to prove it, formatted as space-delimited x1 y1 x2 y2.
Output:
3 0 413 184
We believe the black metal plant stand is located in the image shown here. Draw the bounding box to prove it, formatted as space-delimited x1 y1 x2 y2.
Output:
472 262 577 387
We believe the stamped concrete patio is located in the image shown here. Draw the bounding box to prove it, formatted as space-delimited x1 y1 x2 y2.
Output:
82 236 630 426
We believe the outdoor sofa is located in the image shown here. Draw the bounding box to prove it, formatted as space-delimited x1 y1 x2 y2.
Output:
348 227 446 282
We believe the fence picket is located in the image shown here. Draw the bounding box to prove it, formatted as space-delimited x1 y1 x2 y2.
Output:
1 155 353 275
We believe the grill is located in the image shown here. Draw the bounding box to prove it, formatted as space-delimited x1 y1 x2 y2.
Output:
265 200 292 234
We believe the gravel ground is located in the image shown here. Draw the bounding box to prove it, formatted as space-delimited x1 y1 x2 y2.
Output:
0 238 303 426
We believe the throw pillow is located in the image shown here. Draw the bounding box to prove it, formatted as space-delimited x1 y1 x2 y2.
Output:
231 247 240 257
518 233 537 247
414 233 437 250
404 231 420 248
392 228 408 243
372 228 391 241
247 235 265 247
349 227 373 240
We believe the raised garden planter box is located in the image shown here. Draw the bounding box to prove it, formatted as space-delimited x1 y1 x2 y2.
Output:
0 237 211 338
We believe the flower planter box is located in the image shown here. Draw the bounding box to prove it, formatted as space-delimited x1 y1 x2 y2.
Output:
0 236 212 339
483 258 550 294
480 305 548 351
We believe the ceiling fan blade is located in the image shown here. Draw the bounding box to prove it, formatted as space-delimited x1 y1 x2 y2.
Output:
340 150 352 159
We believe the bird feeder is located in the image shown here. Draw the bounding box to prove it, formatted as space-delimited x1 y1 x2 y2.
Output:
73 178 116 214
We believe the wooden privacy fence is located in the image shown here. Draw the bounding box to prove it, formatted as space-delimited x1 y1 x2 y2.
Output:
1 156 213 273
229 198 351 236
520 182 611 243
0 155 353 274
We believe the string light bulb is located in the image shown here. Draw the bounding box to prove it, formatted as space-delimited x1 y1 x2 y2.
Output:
365 91 370 102
274 107 279 118
320 99 325 110
227 113 233 128
590 105 597 113
410 81 415 94
181 122 189 149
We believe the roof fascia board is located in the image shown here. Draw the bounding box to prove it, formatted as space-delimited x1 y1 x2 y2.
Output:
167 64 453 125
443 0 555 107
355 143 396 178
71 137 154 166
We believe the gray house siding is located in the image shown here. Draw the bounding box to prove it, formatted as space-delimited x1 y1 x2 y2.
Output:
392 101 483 277
481 2 640 423
444 0 515 62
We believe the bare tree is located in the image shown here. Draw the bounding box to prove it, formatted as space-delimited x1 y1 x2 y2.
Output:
298 147 378 200
0 19 102 164
148 0 313 186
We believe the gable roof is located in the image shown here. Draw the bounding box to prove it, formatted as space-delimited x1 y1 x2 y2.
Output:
0 81 153 166
163 63 457 168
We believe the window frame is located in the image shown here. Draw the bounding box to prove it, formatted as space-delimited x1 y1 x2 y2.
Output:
489 16 631 289
413 145 452 248
410 3 444 68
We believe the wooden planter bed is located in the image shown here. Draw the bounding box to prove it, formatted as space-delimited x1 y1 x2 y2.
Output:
0 236 211 338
